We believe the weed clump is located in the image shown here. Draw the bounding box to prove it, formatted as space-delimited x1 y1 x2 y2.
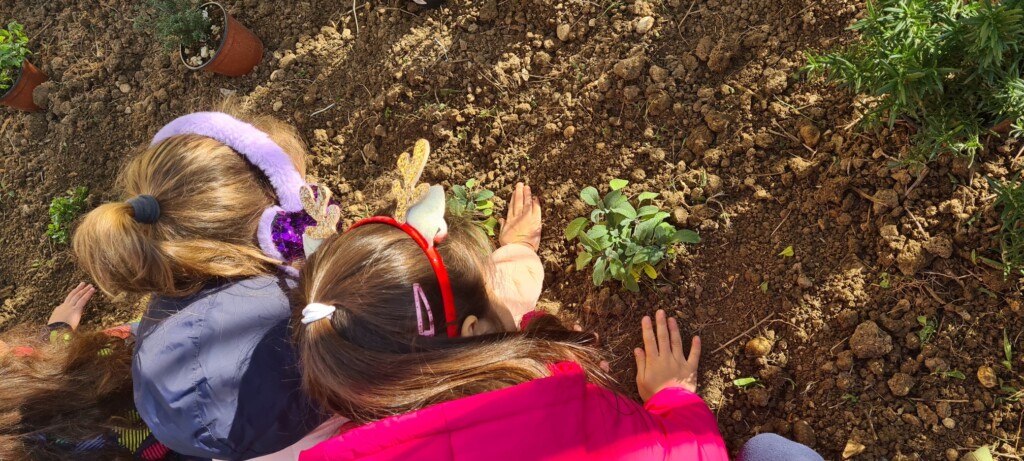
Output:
991 174 1024 278
805 0 1024 161
46 187 89 245
565 179 700 292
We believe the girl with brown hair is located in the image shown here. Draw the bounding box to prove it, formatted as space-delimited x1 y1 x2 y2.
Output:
0 283 195 461
72 110 337 460
290 142 729 460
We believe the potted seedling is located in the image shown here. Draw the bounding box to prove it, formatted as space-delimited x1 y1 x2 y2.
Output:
0 22 48 112
136 0 263 77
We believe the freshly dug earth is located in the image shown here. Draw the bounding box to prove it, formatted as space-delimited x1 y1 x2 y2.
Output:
1 0 1022 458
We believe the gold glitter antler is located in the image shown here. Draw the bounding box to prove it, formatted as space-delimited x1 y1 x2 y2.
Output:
301 185 342 239
392 139 431 223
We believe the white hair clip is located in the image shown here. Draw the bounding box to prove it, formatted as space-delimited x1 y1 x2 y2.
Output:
301 303 336 324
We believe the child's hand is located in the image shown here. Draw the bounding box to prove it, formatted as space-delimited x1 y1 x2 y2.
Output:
499 182 541 251
47 282 96 330
634 309 700 402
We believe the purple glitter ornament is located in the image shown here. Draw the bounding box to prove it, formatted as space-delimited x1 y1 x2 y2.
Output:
271 211 319 263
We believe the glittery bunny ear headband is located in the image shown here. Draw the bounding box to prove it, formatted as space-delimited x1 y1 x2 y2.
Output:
301 140 457 338
150 112 340 275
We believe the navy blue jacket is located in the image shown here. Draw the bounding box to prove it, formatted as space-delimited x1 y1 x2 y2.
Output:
133 276 325 460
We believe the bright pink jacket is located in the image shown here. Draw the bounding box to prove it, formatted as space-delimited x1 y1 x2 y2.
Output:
300 362 729 461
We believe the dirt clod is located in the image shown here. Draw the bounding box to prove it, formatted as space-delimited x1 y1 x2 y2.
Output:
799 123 821 148
850 321 893 359
888 372 916 396
613 54 647 81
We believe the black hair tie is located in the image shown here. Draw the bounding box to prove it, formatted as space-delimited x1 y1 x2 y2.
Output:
127 195 161 224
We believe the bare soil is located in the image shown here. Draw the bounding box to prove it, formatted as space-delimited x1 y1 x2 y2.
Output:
1 0 1022 458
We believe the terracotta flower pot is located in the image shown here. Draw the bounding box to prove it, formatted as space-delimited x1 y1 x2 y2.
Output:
0 60 48 112
180 2 263 77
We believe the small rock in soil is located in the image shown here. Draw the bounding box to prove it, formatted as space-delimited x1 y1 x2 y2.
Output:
671 207 689 224
872 189 899 214
842 441 866 459
556 24 572 42
745 336 772 357
563 126 576 138
977 365 998 388
649 65 669 83
888 372 916 396
707 40 734 73
793 420 816 447
613 54 646 81
897 240 928 277
279 53 297 69
923 235 953 258
704 111 730 133
797 275 813 289
747 387 769 407
635 16 655 35
799 123 821 148
118 83 131 94
850 321 893 359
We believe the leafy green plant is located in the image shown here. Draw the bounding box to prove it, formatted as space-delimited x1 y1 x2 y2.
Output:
733 377 762 389
135 0 211 52
916 315 937 344
935 370 966 380
565 179 700 292
46 187 89 245
447 179 498 237
0 22 31 93
990 175 1024 278
804 0 1024 161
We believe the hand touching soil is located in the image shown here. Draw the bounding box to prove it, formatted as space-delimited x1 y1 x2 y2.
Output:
47 282 96 330
499 182 542 251
634 309 701 402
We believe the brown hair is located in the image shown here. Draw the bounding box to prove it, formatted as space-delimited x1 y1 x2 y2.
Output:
0 328 138 461
73 112 308 297
295 219 615 423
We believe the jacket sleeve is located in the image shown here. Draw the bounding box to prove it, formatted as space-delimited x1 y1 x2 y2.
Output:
486 243 544 325
643 387 730 460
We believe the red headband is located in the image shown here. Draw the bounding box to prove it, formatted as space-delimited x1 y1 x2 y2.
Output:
347 216 459 338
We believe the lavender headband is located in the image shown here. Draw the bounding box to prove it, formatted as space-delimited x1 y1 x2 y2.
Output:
151 112 327 271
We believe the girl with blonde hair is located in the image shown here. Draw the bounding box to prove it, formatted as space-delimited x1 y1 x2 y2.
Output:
73 111 335 460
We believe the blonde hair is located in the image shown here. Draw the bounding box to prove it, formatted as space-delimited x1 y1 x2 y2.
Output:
73 113 307 297
0 327 137 461
295 219 615 423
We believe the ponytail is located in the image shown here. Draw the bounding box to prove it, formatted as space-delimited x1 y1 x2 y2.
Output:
74 134 285 297
294 219 618 423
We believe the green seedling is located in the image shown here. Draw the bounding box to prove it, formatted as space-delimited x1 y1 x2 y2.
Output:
447 179 498 237
46 186 89 245
565 179 700 292
135 0 212 52
759 281 769 293
841 393 859 404
1002 328 1014 371
804 0 1024 162
916 315 937 344
0 22 31 93
733 377 761 389
989 175 1024 279
778 246 794 257
935 370 966 380
878 272 891 289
